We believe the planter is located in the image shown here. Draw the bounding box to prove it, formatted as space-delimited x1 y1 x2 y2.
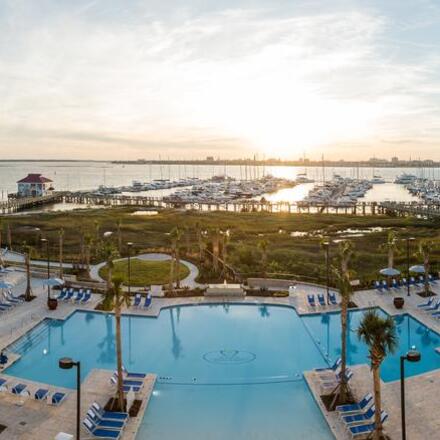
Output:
47 298 58 311
393 297 404 309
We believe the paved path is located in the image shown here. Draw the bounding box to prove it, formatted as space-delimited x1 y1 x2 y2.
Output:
2 249 74 268
89 252 201 290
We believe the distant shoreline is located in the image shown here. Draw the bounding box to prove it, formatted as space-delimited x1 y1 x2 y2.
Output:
1 159 439 168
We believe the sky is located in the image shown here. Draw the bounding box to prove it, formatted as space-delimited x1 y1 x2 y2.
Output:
1 0 440 160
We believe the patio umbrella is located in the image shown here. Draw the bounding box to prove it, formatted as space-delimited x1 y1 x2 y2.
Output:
42 277 64 287
379 267 401 277
409 265 426 274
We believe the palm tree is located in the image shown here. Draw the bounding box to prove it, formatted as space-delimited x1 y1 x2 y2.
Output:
357 310 397 440
170 227 183 289
6 222 12 251
417 240 435 297
23 243 33 301
258 239 268 278
103 276 131 411
117 219 123 255
59 228 64 279
101 241 118 292
332 240 355 405
379 231 399 269
195 222 204 263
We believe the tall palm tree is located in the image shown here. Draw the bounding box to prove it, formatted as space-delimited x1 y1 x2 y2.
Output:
357 310 397 440
101 241 118 292
417 240 435 297
170 227 183 288
379 231 399 269
332 240 355 405
6 222 12 251
195 222 204 263
23 243 33 301
212 228 220 272
258 239 268 278
103 276 131 411
59 228 64 279
117 219 123 255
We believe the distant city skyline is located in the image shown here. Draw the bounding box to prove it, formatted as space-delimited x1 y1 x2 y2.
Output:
1 0 440 160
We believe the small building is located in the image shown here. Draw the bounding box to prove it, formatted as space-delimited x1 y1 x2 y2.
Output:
205 283 245 297
17 174 54 197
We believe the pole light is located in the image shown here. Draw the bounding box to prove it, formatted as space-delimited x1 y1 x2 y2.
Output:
127 242 133 296
406 237 415 297
322 241 330 304
400 348 421 440
40 238 50 301
59 357 81 440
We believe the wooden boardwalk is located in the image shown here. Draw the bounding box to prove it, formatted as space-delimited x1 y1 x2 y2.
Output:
0 192 64 214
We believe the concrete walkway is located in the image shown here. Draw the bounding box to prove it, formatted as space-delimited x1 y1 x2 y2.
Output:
89 252 202 290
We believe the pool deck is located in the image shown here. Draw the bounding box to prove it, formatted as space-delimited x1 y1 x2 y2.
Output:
0 369 156 440
2 276 440 439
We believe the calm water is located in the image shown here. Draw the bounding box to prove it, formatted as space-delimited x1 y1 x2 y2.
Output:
5 305 440 439
0 161 427 203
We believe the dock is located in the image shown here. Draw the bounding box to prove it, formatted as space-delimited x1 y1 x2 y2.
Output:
0 192 64 214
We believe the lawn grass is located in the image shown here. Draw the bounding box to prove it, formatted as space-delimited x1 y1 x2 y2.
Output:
3 207 440 286
99 258 190 286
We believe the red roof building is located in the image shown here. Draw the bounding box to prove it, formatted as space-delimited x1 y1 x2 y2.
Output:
17 174 54 197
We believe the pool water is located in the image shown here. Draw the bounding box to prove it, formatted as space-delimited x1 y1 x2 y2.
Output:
5 304 440 439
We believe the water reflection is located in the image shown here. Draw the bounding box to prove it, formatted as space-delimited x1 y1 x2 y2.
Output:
169 308 182 360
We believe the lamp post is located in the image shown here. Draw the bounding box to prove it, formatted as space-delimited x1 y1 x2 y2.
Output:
127 242 133 296
40 238 50 300
400 348 421 440
59 357 81 440
406 237 415 297
322 241 330 304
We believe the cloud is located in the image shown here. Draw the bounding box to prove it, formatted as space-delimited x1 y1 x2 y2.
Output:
0 1 440 159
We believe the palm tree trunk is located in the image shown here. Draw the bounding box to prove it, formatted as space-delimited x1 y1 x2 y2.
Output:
169 249 175 290
24 252 32 301
7 223 12 251
115 301 125 411
425 257 430 296
372 362 383 440
175 247 180 289
59 231 64 279
339 297 348 401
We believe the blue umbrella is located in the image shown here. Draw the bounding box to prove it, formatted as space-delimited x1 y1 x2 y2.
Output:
409 265 425 274
379 267 400 277
42 278 64 286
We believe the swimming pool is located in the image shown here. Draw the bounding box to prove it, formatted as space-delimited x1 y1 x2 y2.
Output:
5 304 440 439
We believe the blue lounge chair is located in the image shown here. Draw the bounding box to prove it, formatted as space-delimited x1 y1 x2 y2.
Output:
4 291 21 304
342 405 376 425
0 378 8 389
11 383 28 395
317 294 326 306
83 419 121 439
429 274 437 284
348 413 388 438
381 280 388 290
57 287 67 300
74 289 84 303
143 294 152 309
91 402 129 421
86 410 125 429
81 290 92 304
419 275 425 284
425 300 440 312
418 297 434 308
51 392 66 405
307 294 316 307
314 357 341 372
336 392 373 414
132 294 141 307
63 289 74 302
401 278 408 286
34 388 49 401
122 365 146 378
111 375 143 389
321 370 353 393
392 279 398 289
374 280 381 290
329 292 338 305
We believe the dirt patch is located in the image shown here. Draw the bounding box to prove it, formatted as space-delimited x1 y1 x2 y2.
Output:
104 397 143 417
416 290 437 298
320 391 356 411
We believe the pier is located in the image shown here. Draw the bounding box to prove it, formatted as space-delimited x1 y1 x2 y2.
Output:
0 192 64 214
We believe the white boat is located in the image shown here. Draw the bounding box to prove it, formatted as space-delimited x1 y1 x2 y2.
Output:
371 175 386 184
394 173 417 184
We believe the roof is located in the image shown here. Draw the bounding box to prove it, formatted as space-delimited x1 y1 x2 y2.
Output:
17 174 53 184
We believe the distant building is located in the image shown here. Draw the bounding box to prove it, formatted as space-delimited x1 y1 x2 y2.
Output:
391 157 399 163
206 156 214 161
368 157 388 164
17 174 54 197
